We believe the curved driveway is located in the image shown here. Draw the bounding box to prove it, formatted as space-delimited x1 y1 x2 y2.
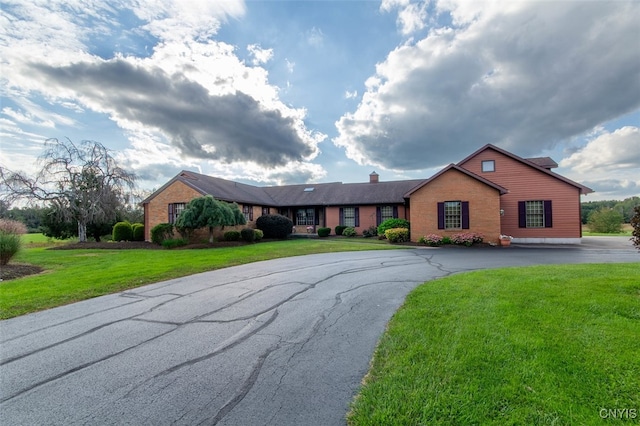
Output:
1 238 637 425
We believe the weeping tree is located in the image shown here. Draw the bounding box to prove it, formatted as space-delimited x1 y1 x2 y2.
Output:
176 195 246 243
0 138 135 242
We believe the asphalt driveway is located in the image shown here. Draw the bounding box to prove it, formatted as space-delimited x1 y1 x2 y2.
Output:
1 238 637 425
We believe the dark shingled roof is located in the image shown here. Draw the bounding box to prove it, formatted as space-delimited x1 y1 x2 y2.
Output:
144 170 426 206
525 157 558 169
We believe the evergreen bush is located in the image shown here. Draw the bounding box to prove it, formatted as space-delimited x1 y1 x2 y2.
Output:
241 228 255 242
151 223 174 245
342 227 357 237
317 227 331 237
335 225 347 236
378 218 410 237
254 229 264 241
112 221 133 241
256 214 293 239
132 223 145 241
224 230 241 241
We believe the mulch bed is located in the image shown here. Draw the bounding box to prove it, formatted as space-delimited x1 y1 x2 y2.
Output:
1 264 44 281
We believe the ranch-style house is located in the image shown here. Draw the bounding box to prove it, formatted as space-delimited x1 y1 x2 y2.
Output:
143 144 593 245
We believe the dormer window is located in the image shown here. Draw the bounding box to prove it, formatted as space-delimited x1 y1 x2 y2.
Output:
481 160 495 172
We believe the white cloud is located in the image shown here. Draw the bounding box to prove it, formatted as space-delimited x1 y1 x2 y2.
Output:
560 127 640 173
559 126 640 199
1 0 326 176
285 59 295 73
345 90 358 99
335 1 640 171
381 0 428 35
247 44 273 65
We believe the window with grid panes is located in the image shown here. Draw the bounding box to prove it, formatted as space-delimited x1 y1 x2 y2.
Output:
444 201 462 229
380 205 394 222
343 207 356 227
526 200 544 227
296 208 315 226
169 203 185 224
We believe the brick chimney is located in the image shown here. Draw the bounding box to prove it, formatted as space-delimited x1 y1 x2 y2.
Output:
369 171 379 183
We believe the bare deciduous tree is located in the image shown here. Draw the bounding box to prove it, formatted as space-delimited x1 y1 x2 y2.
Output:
0 138 136 242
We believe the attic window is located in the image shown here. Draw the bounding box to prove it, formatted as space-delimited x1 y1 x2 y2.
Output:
481 160 495 172
304 187 314 192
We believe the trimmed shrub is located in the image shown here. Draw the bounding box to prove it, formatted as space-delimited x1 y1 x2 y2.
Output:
256 214 293 239
418 234 444 246
112 221 133 242
335 225 347 236
224 230 241 241
241 228 255 242
362 226 378 238
342 227 357 237
0 219 27 266
254 229 264 241
450 232 484 247
161 238 188 249
317 227 331 237
151 223 174 245
377 218 410 237
132 223 145 241
385 227 409 243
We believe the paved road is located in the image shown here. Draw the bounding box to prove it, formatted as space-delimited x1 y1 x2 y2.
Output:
1 238 637 425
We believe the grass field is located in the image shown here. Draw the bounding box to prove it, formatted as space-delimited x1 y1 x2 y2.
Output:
0 237 396 319
348 263 640 425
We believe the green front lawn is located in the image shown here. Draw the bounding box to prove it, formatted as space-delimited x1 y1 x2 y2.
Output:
349 263 640 425
0 238 396 319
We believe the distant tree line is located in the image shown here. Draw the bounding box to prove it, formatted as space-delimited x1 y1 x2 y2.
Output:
581 197 639 224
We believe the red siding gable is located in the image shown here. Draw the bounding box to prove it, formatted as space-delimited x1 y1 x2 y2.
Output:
459 147 583 239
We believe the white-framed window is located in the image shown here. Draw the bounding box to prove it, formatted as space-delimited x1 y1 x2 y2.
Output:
481 160 495 172
525 200 544 228
342 207 356 227
444 201 462 229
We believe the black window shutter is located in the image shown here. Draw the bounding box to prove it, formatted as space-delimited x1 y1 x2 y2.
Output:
393 206 398 218
544 200 553 228
168 203 174 223
355 207 360 227
518 201 526 228
315 209 320 226
376 207 381 225
461 201 470 229
437 202 445 229
250 206 254 221
339 208 344 226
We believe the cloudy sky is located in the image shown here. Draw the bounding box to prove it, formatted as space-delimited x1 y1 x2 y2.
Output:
1 0 638 201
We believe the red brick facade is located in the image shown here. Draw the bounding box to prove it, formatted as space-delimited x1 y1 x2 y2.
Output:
409 168 503 244
143 145 592 244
